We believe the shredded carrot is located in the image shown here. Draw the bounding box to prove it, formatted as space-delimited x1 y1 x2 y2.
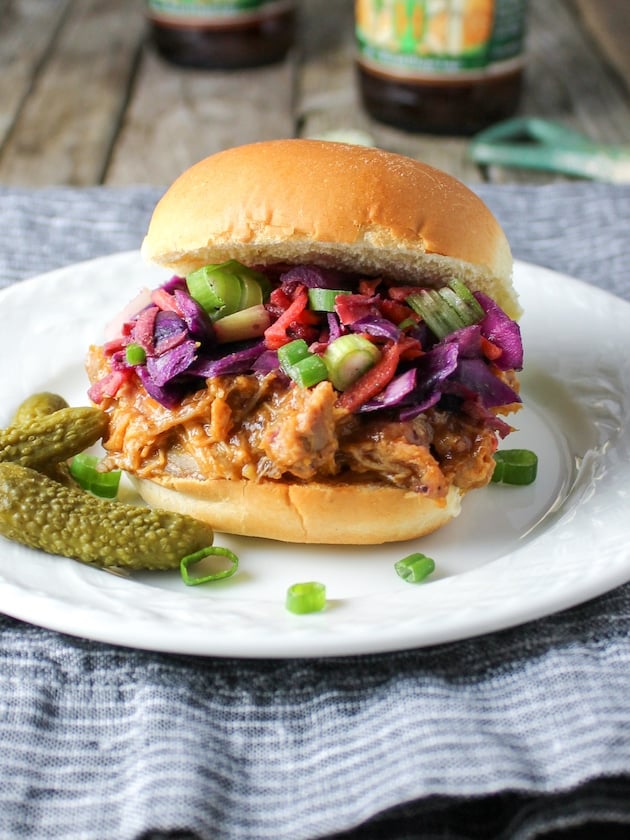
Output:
378 297 416 326
264 290 309 350
151 288 183 315
397 334 424 361
359 277 382 296
480 335 503 361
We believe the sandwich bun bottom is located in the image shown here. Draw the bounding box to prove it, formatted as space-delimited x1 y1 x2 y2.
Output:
130 475 463 545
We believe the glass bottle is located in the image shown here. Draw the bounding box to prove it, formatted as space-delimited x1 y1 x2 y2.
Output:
146 1 296 70
355 0 528 135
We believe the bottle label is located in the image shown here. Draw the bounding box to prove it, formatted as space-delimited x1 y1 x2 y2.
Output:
355 0 527 81
147 0 293 25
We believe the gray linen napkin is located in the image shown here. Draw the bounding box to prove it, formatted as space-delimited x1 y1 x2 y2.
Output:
0 183 629 840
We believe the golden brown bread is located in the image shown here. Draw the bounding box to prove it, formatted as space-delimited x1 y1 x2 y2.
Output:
142 138 520 319
131 475 463 545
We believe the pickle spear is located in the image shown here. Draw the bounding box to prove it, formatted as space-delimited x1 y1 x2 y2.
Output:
10 392 70 425
0 406 108 471
8 392 76 484
0 462 215 571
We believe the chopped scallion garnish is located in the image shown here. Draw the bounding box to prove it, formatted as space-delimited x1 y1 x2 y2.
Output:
186 260 268 321
323 334 381 390
277 338 311 370
278 339 328 388
289 354 329 388
125 343 147 366
69 453 121 499
307 288 351 312
285 581 327 614
491 449 538 485
395 553 435 583
406 278 484 339
180 546 239 585
212 304 271 343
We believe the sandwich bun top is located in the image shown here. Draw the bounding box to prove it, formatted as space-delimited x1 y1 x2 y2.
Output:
142 139 520 320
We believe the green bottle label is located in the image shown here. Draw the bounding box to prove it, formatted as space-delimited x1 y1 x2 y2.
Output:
355 0 527 79
147 0 292 22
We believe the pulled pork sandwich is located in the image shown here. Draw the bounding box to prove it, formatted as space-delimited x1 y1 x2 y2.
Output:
86 139 523 544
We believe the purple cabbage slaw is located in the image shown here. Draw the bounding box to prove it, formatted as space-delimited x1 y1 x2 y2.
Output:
90 265 522 430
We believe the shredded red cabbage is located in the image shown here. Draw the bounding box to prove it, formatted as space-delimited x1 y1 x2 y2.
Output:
92 265 523 434
189 341 266 378
350 315 401 342
475 291 523 370
448 358 520 409
326 312 343 343
131 305 158 353
360 369 417 413
397 342 460 420
146 338 198 387
279 265 356 290
153 310 188 355
173 289 214 344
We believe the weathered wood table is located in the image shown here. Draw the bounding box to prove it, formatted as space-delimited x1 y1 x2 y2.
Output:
1 0 628 188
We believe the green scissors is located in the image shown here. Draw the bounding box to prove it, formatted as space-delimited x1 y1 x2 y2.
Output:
469 117 630 183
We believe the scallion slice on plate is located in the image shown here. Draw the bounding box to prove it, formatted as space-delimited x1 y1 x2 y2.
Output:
286 581 327 614
492 449 538 485
69 453 121 499
180 546 239 585
394 553 436 583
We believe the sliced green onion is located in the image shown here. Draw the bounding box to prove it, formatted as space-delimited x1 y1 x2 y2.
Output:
212 304 272 344
125 342 146 366
491 449 538 485
445 278 485 321
406 278 484 339
307 288 351 312
186 260 268 321
397 317 417 331
278 339 328 388
185 266 226 315
285 581 327 614
277 338 311 370
395 552 435 583
239 274 266 309
289 354 328 388
180 546 239 585
323 334 381 390
69 453 121 499
407 289 458 338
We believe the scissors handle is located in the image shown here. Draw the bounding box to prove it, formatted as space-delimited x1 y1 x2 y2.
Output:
469 118 630 183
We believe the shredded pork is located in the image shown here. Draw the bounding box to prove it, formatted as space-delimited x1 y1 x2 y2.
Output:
87 345 499 499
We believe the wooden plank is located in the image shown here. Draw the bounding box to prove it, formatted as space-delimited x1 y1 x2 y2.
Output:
573 0 630 92
486 0 630 183
0 0 70 149
0 0 145 185
105 45 295 186
295 0 481 183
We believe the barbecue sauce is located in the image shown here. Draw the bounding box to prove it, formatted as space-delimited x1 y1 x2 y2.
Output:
146 1 296 70
355 0 528 135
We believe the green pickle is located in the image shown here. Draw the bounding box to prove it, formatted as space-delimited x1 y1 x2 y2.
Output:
9 392 76 484
11 392 69 425
0 463 215 571
0 406 108 471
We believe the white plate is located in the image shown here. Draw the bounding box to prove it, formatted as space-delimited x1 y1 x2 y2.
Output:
1 253 629 658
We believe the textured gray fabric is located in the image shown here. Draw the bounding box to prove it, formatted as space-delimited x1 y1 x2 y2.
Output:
0 183 629 840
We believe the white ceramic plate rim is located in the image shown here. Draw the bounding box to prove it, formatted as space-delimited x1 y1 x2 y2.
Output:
1 253 629 658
